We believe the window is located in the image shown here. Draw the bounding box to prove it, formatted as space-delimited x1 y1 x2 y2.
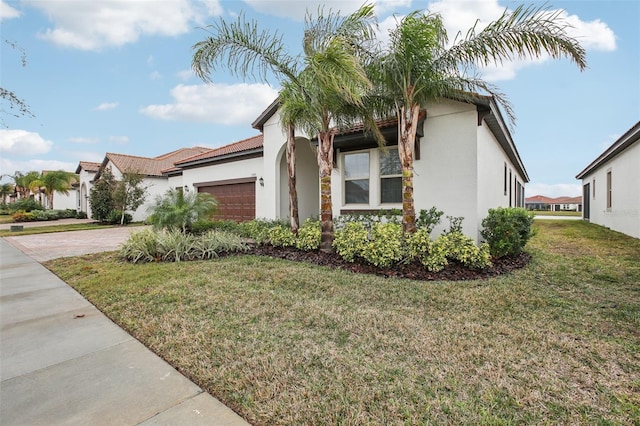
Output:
504 163 507 195
592 178 596 199
509 169 512 207
344 152 370 204
606 170 612 209
380 148 402 203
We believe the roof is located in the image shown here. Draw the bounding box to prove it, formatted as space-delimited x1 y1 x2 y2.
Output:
75 161 101 174
252 94 529 182
95 147 209 179
171 135 263 169
576 120 640 179
525 195 582 204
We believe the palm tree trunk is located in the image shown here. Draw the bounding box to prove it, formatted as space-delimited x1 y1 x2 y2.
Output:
48 192 54 210
398 103 421 234
317 130 335 253
286 124 300 233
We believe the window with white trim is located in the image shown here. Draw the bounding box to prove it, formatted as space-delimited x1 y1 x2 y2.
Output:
380 148 402 203
606 170 612 209
344 152 370 204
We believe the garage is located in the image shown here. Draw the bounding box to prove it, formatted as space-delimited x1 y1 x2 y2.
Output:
196 178 256 222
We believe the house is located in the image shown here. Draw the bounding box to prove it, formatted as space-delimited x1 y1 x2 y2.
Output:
525 195 582 212
75 161 101 217
576 120 640 238
168 95 529 241
82 147 209 221
40 170 80 211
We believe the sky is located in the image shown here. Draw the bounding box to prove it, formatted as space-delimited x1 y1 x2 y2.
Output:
1 0 638 198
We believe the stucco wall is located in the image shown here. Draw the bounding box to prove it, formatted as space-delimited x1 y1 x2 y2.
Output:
581 141 640 238
278 138 319 222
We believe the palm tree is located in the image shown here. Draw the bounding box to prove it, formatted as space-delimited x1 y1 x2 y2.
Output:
373 5 587 234
148 189 217 233
39 170 77 209
0 183 14 206
28 177 45 206
12 171 40 199
192 4 380 252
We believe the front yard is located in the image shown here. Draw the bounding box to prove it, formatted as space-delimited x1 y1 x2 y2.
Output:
45 220 640 425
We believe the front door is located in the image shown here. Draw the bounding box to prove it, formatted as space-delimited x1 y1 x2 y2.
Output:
583 183 590 220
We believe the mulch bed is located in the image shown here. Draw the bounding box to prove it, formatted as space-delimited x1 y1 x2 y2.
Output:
248 245 531 281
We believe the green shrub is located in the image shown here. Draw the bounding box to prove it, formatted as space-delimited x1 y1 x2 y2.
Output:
107 211 133 225
12 210 36 222
481 207 535 258
76 211 88 219
416 207 443 233
295 219 321 251
333 222 369 262
119 229 248 263
363 223 404 268
440 231 492 270
238 219 287 244
7 199 44 213
58 209 78 219
268 224 297 247
31 210 59 221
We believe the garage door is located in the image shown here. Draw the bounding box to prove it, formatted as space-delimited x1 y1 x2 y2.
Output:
197 180 255 222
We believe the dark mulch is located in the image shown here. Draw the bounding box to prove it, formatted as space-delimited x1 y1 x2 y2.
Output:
248 245 531 281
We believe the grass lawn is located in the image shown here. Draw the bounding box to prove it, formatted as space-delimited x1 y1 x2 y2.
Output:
533 210 582 217
45 220 640 425
0 214 14 224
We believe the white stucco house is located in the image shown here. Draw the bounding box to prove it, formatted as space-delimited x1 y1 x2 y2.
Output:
576 120 640 239
75 161 101 216
168 95 528 241
81 147 209 221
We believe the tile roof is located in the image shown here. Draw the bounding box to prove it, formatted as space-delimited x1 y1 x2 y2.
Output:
76 161 102 174
525 195 582 204
173 135 263 167
101 147 210 177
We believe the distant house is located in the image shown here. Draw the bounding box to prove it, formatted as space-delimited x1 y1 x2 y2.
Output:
75 161 101 217
40 170 80 211
576 120 640 238
525 195 582 212
80 147 209 221
166 95 529 242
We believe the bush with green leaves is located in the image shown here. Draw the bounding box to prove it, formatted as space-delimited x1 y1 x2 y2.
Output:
295 219 321 251
481 207 535 258
148 189 217 232
76 211 88 219
440 231 492 270
416 207 443 233
267 224 297 247
120 228 249 263
30 210 59 221
333 222 369 262
189 219 240 235
12 210 36 222
362 223 405 268
7 198 44 213
238 219 288 244
107 211 132 225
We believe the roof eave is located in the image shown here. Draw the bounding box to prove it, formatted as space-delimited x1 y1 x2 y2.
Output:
576 120 640 179
252 99 280 131
174 147 264 169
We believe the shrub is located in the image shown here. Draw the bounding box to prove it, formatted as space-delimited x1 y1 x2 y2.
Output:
440 231 492 270
333 222 369 262
119 228 248 263
58 209 78 219
268 225 297 247
481 207 535 258
107 211 132 225
7 198 44 213
76 211 88 219
148 189 216 232
363 223 405 268
12 210 36 222
31 210 59 221
416 207 443 233
238 219 287 244
295 219 321 251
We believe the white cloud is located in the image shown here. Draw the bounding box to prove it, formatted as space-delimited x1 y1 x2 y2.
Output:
109 136 129 145
0 129 53 155
526 183 582 198
140 83 279 125
0 0 21 20
69 137 99 144
26 0 223 50
427 0 617 81
241 0 411 20
95 102 118 111
0 158 76 175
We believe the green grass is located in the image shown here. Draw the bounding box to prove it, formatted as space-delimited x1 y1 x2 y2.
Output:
533 210 581 216
0 222 144 237
0 214 14 224
45 220 640 425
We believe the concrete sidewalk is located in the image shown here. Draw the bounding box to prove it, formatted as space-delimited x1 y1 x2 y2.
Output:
0 238 250 425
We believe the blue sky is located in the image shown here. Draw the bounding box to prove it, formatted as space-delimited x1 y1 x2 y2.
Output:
1 0 638 198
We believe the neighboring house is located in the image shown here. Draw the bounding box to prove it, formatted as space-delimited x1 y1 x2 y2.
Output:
40 170 80 211
525 195 582 212
169 95 529 241
75 161 102 217
576 120 640 239
88 147 209 221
